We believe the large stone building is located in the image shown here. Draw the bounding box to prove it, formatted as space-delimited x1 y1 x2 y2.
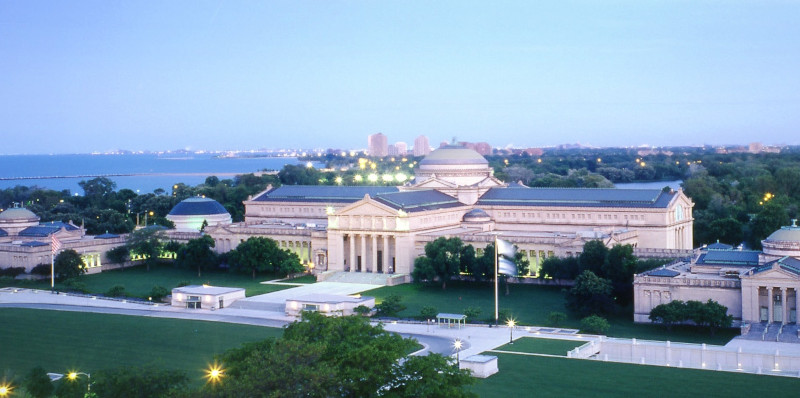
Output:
206 146 694 282
0 205 125 273
634 222 800 327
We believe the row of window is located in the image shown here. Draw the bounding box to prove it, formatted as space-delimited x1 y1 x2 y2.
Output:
495 211 646 221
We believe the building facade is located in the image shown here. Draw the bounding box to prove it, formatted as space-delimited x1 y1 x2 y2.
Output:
368 133 388 157
208 146 694 282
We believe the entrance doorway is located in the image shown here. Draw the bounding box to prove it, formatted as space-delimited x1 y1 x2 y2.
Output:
377 250 383 273
760 307 769 322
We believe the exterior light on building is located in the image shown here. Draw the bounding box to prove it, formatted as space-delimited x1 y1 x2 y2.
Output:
335 176 343 185
395 173 408 182
368 174 379 182
354 175 363 182
382 174 394 182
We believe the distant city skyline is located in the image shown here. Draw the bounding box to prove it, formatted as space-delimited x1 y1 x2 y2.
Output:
1 1 798 155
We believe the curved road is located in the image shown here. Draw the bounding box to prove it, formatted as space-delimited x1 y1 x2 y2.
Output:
0 303 464 356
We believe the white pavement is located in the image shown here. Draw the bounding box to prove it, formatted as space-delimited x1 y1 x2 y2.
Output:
242 282 382 304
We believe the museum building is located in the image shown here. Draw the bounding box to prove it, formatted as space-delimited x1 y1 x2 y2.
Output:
205 146 695 283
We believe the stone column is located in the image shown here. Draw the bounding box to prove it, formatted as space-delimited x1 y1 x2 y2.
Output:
751 286 760 323
796 288 800 324
360 234 367 273
781 287 788 325
371 235 378 273
768 287 774 323
349 234 356 272
382 235 389 274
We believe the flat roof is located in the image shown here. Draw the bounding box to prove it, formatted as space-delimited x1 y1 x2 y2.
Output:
172 285 245 295
288 294 373 304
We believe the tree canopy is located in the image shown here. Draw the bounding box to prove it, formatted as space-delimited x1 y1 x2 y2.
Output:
175 235 218 277
227 237 304 279
54 249 86 281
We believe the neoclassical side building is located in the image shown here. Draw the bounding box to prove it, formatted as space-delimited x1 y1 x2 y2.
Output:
206 146 694 282
634 222 800 326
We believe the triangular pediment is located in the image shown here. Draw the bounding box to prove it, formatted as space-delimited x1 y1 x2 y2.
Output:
746 266 800 281
474 176 505 188
335 196 400 217
410 177 458 189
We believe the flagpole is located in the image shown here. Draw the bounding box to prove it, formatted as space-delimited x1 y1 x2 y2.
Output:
50 253 54 293
494 235 499 326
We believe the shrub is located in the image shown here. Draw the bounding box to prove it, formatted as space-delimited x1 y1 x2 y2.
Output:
547 311 567 327
0 266 25 278
106 285 126 297
31 263 50 276
176 281 190 287
580 315 610 335
375 294 406 317
150 285 169 301
62 278 89 294
463 306 482 323
353 305 372 316
419 305 438 320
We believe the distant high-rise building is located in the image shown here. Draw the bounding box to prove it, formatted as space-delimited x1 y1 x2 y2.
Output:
368 133 388 157
394 142 407 156
458 141 492 156
413 135 431 156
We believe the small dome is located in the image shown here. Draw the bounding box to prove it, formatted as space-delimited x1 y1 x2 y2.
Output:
764 225 800 243
463 208 491 222
419 146 488 166
0 207 39 222
168 197 229 216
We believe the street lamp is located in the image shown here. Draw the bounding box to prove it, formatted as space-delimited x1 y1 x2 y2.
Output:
453 339 463 367
507 318 516 344
205 363 225 385
0 383 12 397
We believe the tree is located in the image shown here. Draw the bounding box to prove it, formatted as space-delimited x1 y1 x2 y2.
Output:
376 294 406 317
411 257 436 285
649 300 688 332
580 315 610 334
54 249 86 281
200 313 475 398
227 237 301 279
105 245 129 269
579 240 608 276
126 227 165 271
24 366 54 398
547 311 567 326
92 365 188 398
175 235 218 277
602 244 638 305
79 177 117 199
566 270 614 316
419 305 438 320
421 237 464 290
539 256 580 280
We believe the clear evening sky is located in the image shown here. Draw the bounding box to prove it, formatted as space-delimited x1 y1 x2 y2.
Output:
1 1 798 154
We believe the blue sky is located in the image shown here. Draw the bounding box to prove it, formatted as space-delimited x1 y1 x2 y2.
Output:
1 1 798 154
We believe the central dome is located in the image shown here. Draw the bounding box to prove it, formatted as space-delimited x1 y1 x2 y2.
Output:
764 225 800 243
419 145 489 166
168 197 229 216
0 207 39 222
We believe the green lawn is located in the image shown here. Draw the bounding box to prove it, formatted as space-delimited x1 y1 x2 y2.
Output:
471 352 800 398
0 308 281 383
365 281 738 345
493 337 585 356
1 264 299 298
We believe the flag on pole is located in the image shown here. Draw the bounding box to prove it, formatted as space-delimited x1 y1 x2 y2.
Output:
51 234 62 255
498 257 518 277
496 238 517 258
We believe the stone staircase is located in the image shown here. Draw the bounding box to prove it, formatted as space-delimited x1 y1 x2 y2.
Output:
317 271 409 286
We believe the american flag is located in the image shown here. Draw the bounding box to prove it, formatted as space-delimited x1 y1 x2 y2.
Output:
51 234 62 255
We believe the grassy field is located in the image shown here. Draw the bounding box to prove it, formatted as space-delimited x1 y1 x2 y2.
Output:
366 281 738 345
492 337 586 356
471 352 800 397
0 308 281 383
1 263 299 298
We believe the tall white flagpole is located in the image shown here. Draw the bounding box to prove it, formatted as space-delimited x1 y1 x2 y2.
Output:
494 235 499 326
50 253 54 292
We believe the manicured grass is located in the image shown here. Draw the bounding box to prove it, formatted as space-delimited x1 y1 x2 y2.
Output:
0 308 281 382
471 352 800 398
2 264 298 298
493 337 585 356
365 281 738 345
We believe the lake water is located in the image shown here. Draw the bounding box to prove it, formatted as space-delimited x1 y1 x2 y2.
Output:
0 153 306 194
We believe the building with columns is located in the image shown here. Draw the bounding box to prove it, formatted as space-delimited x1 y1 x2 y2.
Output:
634 222 800 326
207 145 694 283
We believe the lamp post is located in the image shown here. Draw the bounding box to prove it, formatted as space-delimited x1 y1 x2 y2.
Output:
507 318 516 344
205 363 225 386
50 371 91 395
453 339 463 367
0 383 12 397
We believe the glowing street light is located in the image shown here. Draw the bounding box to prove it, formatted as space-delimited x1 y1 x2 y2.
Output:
453 339 463 367
65 371 91 395
0 383 12 397
507 318 516 344
205 363 225 385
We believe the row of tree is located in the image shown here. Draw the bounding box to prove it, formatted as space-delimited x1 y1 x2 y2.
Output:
649 299 734 335
411 237 529 290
